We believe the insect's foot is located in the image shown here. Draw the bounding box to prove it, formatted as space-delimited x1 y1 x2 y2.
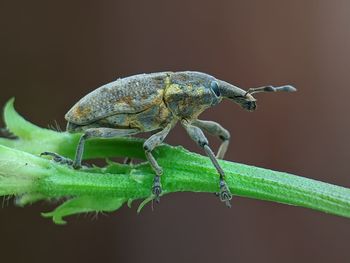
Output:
219 179 232 208
152 176 162 203
40 152 88 169
0 128 17 139
72 162 83 170
40 152 74 166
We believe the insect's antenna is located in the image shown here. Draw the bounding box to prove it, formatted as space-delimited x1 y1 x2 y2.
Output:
245 85 296 96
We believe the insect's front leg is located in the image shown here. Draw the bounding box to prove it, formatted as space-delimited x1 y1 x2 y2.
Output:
181 120 232 207
192 119 230 160
143 122 175 202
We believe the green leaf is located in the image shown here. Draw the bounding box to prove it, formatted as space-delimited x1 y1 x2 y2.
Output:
3 98 60 140
42 196 126 225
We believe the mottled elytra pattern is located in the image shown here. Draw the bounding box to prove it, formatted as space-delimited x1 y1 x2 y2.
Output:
43 71 296 206
65 72 171 125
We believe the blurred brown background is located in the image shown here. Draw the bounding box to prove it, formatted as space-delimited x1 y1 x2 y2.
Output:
1 0 350 262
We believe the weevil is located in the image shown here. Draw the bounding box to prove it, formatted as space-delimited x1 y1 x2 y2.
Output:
41 71 296 207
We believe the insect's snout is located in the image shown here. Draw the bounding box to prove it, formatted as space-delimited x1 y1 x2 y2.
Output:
233 94 257 111
241 92 257 111
242 99 257 111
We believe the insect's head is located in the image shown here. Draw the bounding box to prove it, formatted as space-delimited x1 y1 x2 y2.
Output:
215 80 296 111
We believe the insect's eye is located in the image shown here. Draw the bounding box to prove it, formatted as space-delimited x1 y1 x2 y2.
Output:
210 81 220 97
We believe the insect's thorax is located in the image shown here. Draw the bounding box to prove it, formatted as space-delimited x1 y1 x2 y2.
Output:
163 80 221 120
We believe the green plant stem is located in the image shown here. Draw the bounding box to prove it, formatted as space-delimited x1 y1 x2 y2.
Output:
1 98 350 224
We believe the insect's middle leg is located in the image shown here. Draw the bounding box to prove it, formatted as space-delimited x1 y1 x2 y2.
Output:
192 119 230 159
143 123 174 202
181 120 232 207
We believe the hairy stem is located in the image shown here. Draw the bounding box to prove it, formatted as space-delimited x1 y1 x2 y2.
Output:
1 99 350 224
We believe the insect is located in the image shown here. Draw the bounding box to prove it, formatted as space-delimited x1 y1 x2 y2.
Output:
41 71 296 207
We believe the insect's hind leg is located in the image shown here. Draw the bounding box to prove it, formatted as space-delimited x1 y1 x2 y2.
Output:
41 128 139 169
40 151 74 166
73 128 140 168
143 123 174 202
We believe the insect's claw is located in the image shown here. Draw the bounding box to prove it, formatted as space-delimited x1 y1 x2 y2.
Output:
151 175 162 203
152 185 162 196
224 200 232 208
40 151 52 157
41 151 62 161
0 128 17 139
152 189 161 203
155 196 160 204
40 151 74 166
219 179 232 208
